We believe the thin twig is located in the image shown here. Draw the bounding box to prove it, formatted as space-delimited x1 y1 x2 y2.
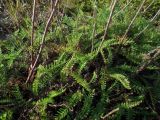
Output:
97 0 119 53
113 0 133 18
26 0 59 84
50 0 53 10
137 46 160 74
91 0 97 52
30 0 36 67
122 0 146 41
109 0 114 10
93 0 132 40
143 0 155 13
101 108 119 119
134 9 160 40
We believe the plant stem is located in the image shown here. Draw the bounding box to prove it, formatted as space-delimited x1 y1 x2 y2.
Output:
134 8 160 39
143 0 155 13
101 108 119 119
26 0 59 84
113 0 132 18
137 46 160 74
91 0 97 52
97 0 119 53
30 0 36 67
122 0 146 41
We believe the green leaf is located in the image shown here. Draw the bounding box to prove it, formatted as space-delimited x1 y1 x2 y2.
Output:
110 73 131 89
71 73 91 92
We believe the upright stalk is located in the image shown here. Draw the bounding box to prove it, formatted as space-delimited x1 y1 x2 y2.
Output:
91 0 97 52
30 0 36 67
143 0 155 13
113 0 132 18
134 9 160 39
97 0 119 53
26 0 59 83
122 0 146 41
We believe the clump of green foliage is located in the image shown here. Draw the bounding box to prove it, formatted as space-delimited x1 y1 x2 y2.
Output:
0 0 160 120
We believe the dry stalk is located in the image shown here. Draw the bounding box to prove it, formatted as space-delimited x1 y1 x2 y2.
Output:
113 0 132 18
143 0 155 13
94 0 132 40
91 0 97 52
101 108 119 119
137 46 160 74
30 0 36 67
109 0 114 10
26 0 59 84
134 8 160 39
50 0 53 10
122 0 146 41
97 0 119 53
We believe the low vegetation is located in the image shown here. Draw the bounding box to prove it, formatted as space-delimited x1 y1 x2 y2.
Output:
0 0 160 119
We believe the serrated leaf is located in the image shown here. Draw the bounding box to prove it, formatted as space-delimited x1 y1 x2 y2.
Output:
110 73 131 89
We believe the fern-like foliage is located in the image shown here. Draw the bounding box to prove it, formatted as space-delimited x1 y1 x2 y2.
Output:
0 0 160 120
30 89 66 119
54 91 83 120
110 73 131 90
